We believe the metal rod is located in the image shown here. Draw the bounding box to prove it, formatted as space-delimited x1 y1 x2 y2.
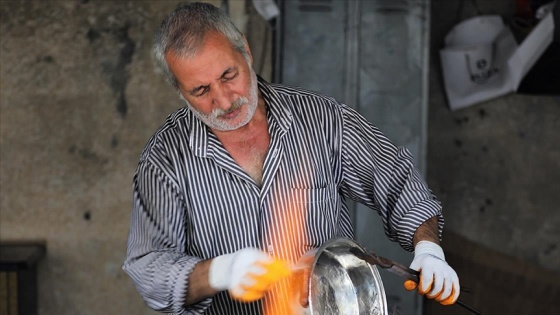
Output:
456 299 482 315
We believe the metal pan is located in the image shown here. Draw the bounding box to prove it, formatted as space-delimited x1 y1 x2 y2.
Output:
295 237 388 315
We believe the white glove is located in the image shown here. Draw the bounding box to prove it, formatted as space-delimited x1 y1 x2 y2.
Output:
404 241 460 305
208 248 291 302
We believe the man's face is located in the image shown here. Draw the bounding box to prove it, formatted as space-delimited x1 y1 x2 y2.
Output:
165 31 259 132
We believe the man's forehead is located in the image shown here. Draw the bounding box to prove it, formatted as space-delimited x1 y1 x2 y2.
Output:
165 40 245 89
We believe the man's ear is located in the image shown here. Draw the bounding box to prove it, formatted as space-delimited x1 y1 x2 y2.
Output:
242 35 253 64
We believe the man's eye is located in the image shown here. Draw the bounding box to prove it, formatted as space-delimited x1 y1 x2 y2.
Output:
222 72 238 81
194 87 209 97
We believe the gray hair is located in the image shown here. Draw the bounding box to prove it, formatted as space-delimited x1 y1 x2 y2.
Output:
153 2 249 90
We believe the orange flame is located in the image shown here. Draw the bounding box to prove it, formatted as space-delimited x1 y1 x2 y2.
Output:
262 165 312 315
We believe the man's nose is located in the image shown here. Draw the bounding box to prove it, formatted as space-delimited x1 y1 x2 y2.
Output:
211 84 232 110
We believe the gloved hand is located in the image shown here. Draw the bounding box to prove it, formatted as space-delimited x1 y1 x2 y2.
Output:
208 248 291 302
404 241 460 305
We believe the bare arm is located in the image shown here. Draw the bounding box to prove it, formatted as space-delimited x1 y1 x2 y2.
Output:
185 259 220 305
413 216 440 246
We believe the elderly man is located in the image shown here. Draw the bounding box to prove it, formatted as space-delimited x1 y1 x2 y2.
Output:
123 2 460 314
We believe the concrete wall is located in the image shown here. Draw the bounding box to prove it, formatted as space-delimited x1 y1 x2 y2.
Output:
427 0 560 274
0 1 271 314
0 0 558 315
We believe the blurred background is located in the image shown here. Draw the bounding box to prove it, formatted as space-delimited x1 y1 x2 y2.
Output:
0 0 558 314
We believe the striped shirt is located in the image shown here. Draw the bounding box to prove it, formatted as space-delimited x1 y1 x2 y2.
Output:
123 77 443 314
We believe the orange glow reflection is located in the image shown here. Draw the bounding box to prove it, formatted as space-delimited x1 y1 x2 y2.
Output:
263 173 311 315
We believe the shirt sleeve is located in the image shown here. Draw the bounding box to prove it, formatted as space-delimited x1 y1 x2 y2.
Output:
337 103 444 251
123 155 212 314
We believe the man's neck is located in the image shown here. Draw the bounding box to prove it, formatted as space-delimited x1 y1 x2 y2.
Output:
211 100 270 186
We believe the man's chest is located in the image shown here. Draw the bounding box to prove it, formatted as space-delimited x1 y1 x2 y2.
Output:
224 135 269 186
181 132 344 261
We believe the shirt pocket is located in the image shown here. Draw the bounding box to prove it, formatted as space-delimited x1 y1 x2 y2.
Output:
290 183 340 250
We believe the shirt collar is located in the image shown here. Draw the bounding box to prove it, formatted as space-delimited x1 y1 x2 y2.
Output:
257 76 292 135
188 111 209 158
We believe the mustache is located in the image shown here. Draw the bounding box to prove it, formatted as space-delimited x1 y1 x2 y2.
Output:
212 97 249 117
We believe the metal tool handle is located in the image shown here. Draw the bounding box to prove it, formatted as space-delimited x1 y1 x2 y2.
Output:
456 299 481 315
404 268 474 294
349 248 481 314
